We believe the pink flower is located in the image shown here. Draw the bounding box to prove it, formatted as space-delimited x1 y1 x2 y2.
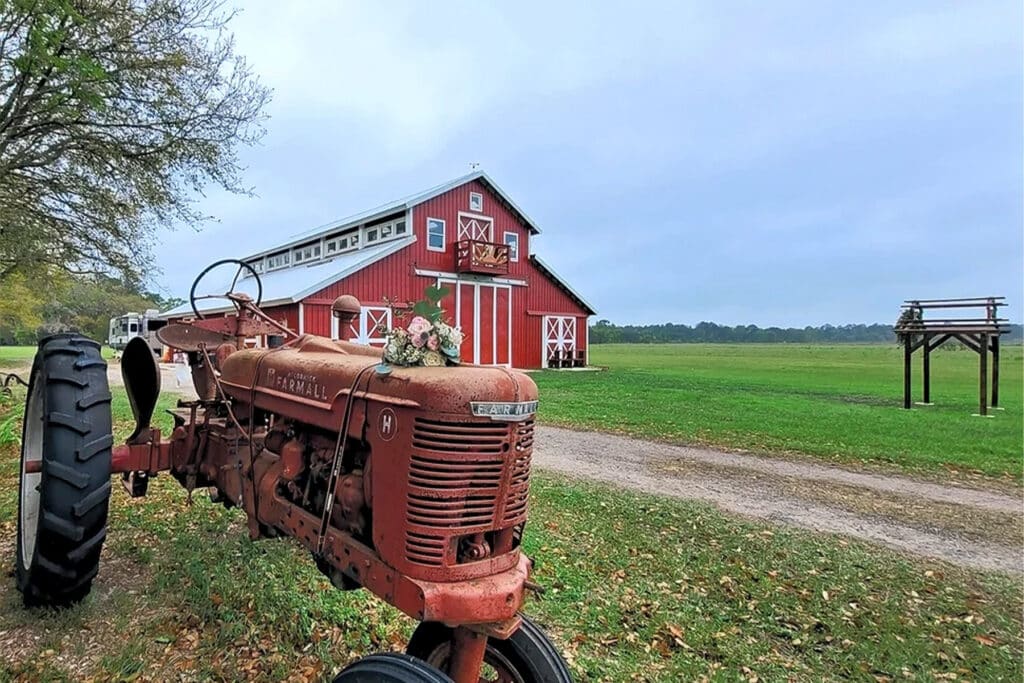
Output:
427 333 439 350
406 316 432 348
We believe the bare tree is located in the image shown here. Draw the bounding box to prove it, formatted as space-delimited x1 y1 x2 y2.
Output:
0 0 270 282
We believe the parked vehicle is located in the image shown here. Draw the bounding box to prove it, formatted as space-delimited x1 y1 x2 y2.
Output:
107 310 166 353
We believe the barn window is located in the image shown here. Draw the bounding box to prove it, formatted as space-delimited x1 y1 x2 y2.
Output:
365 227 379 244
395 220 408 236
326 232 358 254
469 192 483 212
293 243 321 264
503 232 519 262
345 307 392 346
267 251 290 270
427 218 445 252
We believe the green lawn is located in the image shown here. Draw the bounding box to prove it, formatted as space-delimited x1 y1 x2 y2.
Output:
0 344 114 368
533 344 1023 479
0 346 34 368
0 388 1020 681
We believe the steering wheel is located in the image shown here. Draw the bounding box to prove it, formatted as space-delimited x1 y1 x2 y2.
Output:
189 259 263 319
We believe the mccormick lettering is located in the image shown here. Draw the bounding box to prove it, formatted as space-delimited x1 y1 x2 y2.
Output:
470 401 539 422
265 367 329 401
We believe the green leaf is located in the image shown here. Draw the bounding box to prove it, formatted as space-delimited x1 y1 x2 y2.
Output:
425 285 448 302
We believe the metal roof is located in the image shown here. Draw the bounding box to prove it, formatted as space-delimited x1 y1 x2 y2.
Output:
529 255 596 315
241 171 543 263
160 237 414 318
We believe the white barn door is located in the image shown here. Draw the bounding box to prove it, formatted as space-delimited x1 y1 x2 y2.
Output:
543 316 576 367
457 212 493 241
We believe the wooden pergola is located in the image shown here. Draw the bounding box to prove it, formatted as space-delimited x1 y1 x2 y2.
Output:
894 297 1009 416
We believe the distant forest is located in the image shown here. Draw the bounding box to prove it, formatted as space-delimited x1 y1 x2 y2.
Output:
588 320 1024 344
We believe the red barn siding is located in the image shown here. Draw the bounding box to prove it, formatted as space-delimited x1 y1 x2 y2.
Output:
301 303 333 336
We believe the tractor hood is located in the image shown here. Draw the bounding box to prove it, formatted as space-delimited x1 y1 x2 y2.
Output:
218 335 538 432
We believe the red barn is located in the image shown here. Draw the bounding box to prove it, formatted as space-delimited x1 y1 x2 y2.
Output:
164 172 595 369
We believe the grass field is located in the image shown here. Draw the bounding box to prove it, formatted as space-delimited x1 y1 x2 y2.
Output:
533 344 1023 480
0 345 113 368
0 390 1020 682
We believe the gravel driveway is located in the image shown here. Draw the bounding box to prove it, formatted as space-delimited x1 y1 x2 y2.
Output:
533 425 1023 574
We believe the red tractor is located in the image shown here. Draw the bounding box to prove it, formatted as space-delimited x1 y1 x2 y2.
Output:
14 261 571 683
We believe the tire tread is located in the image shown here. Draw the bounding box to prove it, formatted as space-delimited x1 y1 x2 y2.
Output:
16 334 113 608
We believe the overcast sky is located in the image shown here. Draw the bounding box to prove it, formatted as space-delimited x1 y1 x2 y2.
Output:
152 1 1023 326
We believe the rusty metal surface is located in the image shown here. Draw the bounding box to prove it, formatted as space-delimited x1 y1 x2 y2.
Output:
156 323 234 352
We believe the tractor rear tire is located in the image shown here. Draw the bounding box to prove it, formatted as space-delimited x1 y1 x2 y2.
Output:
16 334 113 608
407 615 573 683
333 653 453 682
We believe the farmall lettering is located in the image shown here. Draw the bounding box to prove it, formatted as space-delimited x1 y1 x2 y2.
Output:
265 366 329 401
13 259 570 683
470 400 539 421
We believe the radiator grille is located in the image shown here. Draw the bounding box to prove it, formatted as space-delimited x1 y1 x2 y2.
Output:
405 417 534 566
412 418 508 454
503 420 534 524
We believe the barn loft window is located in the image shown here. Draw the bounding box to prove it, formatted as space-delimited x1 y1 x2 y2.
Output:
469 192 483 212
427 218 445 252
364 217 407 247
248 259 264 273
266 251 290 270
293 242 321 264
503 231 519 262
325 230 359 255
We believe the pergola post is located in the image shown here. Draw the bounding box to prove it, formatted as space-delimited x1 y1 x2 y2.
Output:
991 335 1000 408
922 334 931 404
903 336 912 409
978 333 988 417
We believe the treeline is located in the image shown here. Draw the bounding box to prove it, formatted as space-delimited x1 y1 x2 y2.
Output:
589 320 1024 344
0 270 181 345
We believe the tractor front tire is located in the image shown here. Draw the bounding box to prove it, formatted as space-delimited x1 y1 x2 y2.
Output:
333 653 454 682
407 615 573 683
16 334 113 607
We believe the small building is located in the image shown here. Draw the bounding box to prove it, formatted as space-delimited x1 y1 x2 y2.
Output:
163 171 595 369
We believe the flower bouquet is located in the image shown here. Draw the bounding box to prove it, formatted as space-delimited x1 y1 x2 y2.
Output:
382 286 464 367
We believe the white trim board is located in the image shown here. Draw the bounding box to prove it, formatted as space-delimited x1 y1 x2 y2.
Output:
414 268 526 287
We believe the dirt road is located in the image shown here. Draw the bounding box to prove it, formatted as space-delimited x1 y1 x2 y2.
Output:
533 426 1022 574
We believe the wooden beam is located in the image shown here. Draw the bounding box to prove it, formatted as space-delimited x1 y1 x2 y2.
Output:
923 341 931 404
909 335 929 353
978 334 988 416
903 337 912 409
953 333 981 354
991 335 1000 408
926 333 951 351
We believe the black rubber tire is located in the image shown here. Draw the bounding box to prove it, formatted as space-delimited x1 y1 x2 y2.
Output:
333 653 454 683
407 615 573 683
16 334 113 607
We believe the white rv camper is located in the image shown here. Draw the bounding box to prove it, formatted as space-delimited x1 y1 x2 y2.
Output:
107 310 166 353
